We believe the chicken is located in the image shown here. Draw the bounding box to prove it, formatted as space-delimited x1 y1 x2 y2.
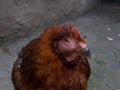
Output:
12 24 91 90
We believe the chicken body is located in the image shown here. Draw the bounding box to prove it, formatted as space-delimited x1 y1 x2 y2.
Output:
12 24 91 90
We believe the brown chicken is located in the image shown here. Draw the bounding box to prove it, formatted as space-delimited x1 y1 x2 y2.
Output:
12 24 91 90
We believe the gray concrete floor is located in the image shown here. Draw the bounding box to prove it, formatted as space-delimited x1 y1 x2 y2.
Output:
0 4 120 90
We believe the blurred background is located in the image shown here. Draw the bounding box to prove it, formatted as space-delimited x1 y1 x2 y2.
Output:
0 0 120 90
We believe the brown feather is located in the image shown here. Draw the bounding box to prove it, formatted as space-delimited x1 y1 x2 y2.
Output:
12 24 91 90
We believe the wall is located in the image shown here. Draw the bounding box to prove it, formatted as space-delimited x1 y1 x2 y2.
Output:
0 0 99 45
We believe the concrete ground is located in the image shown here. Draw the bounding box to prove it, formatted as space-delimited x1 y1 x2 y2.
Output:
0 4 120 90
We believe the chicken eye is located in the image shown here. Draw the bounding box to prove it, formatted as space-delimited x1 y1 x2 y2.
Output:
63 39 68 42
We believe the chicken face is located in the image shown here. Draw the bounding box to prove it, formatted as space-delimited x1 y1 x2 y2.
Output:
52 25 90 67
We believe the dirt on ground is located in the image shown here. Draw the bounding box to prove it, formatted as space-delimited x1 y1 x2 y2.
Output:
0 4 120 90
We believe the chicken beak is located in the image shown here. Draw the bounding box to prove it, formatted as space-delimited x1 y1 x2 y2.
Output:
79 41 91 58
84 47 91 58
